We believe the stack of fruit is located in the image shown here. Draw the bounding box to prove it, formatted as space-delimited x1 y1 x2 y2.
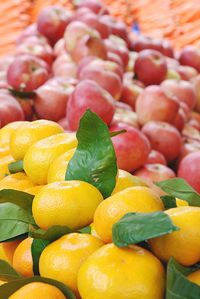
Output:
0 0 200 298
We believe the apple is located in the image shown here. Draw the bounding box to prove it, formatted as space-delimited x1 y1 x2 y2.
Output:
76 0 109 15
191 75 200 112
134 49 167 86
104 38 129 68
162 40 174 58
57 117 70 131
16 24 47 45
111 105 139 128
134 164 175 182
76 12 110 39
78 60 123 99
146 150 167 165
107 51 124 68
173 108 187 131
7 54 49 92
110 122 151 172
34 77 75 121
100 15 127 40
67 80 115 131
16 98 34 121
37 6 72 45
166 57 179 69
136 85 179 125
179 46 200 72
175 65 198 81
166 69 181 80
189 111 200 129
142 121 183 163
177 141 200 166
74 7 94 20
178 152 200 193
53 38 66 56
53 62 77 79
16 41 54 65
64 21 107 63
0 91 24 126
182 124 200 143
161 79 197 110
120 77 144 110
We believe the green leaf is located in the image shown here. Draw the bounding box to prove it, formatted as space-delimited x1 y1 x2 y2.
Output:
0 189 34 212
0 276 76 299
31 239 50 275
112 212 179 247
78 226 91 234
161 195 177 209
65 109 118 198
156 178 200 206
8 161 24 174
0 260 21 282
29 225 72 242
0 202 35 242
167 257 200 299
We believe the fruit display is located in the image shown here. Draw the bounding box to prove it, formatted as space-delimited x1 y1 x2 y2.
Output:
0 0 200 298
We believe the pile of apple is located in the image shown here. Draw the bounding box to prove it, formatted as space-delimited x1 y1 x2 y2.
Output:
1 0 200 192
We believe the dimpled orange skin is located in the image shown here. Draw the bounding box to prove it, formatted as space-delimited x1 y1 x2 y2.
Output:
112 169 148 195
0 121 29 147
47 148 76 183
0 172 35 191
149 206 200 266
32 181 103 230
12 238 33 278
8 282 67 299
39 233 104 295
93 186 164 243
25 185 44 196
77 243 165 299
188 270 200 286
23 133 77 185
10 119 64 161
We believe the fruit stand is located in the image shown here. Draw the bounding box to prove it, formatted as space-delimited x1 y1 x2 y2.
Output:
0 0 200 298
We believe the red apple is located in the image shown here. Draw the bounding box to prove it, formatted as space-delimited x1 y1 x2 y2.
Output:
104 38 129 68
16 42 54 65
100 15 127 40
76 0 109 15
191 75 200 112
16 24 46 45
17 98 34 121
7 54 49 92
146 150 167 165
182 124 200 143
173 108 186 132
34 77 75 121
177 141 200 165
0 91 24 126
178 152 200 193
74 7 94 20
142 121 183 163
111 106 139 128
175 65 198 81
53 62 77 79
57 117 70 131
120 78 143 110
78 60 122 99
54 38 66 56
161 79 197 110
110 122 151 172
135 164 175 182
77 56 99 77
136 85 179 125
179 46 200 72
134 49 167 86
37 6 72 45
107 52 124 68
67 80 115 131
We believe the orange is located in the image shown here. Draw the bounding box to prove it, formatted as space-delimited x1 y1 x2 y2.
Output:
47 148 75 183
12 237 33 277
0 146 10 158
10 120 63 161
77 243 165 299
23 133 77 185
0 172 35 191
149 206 200 266
93 186 164 243
25 185 44 196
0 155 14 180
8 282 67 299
188 270 200 286
39 233 104 295
0 121 29 148
2 240 21 264
32 181 103 230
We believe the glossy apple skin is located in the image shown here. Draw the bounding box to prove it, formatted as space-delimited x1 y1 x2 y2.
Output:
67 80 115 131
146 150 167 165
179 46 200 73
110 122 151 172
37 6 72 45
78 60 122 100
76 0 109 15
104 38 129 68
0 91 24 126
161 79 197 110
142 121 183 163
191 75 200 113
178 152 200 193
134 49 167 86
34 77 75 121
100 15 128 40
120 78 143 110
7 55 49 92
135 163 175 182
136 85 179 126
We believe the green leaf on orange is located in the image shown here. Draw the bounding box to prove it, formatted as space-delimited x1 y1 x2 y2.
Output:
29 225 72 241
0 260 21 282
161 195 177 209
112 211 179 247
65 109 118 198
31 239 50 275
156 178 200 207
